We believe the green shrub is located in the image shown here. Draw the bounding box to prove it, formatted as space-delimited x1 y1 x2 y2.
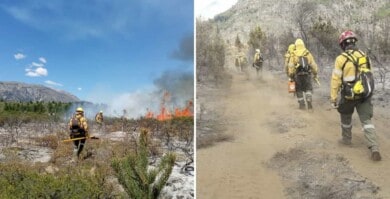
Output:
0 163 109 198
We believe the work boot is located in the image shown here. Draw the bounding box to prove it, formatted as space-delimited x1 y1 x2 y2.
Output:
371 151 382 161
299 103 305 110
338 138 352 146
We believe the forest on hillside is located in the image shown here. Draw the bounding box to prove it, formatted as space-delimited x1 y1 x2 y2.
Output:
197 0 390 88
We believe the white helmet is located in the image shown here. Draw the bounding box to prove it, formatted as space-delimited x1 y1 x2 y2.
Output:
256 49 260 53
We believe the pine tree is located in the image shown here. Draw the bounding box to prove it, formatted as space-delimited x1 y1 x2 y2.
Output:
248 25 266 51
112 129 176 199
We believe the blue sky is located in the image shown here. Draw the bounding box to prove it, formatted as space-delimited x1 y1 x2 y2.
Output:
0 0 194 116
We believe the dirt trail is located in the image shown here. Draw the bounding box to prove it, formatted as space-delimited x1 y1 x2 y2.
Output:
197 71 390 199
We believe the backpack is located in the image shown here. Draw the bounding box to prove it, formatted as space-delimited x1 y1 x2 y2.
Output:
95 113 103 123
341 50 374 100
70 117 81 133
255 53 263 65
296 51 310 73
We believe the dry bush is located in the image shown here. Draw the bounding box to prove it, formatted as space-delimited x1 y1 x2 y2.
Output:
33 134 59 149
50 142 73 165
0 147 23 162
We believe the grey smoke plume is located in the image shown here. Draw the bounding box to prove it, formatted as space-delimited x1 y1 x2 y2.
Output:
170 34 194 62
153 70 194 108
84 70 194 119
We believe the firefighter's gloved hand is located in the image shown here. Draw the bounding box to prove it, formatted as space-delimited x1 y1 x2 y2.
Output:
331 101 338 109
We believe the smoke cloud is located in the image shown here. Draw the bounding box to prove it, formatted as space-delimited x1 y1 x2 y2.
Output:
170 34 194 62
83 70 194 119
153 70 193 107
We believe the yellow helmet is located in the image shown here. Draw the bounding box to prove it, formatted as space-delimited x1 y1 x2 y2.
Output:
295 39 305 48
76 107 84 112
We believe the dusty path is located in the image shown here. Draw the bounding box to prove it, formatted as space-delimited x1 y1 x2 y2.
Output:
197 71 390 199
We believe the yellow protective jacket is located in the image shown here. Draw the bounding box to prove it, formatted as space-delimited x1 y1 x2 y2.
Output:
235 53 247 67
253 52 262 65
69 113 89 135
284 52 295 77
330 49 369 102
95 113 103 124
284 44 296 77
291 40 318 77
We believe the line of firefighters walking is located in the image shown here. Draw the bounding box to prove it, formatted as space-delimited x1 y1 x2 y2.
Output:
252 30 380 161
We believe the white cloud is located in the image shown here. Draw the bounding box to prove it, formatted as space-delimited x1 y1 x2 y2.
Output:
45 80 62 87
195 0 238 19
39 57 47 63
25 67 48 77
25 57 48 77
14 53 26 60
31 62 44 67
77 87 82 91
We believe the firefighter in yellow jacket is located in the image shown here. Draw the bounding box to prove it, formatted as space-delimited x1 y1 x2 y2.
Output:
290 39 318 110
284 44 295 78
330 30 381 161
68 107 89 159
235 51 248 72
95 111 103 125
252 49 264 77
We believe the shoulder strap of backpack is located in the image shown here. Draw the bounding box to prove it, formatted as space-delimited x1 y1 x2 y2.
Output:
341 51 358 69
341 50 359 81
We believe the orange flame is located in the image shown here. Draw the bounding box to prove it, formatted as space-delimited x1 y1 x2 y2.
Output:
145 108 154 119
145 91 193 121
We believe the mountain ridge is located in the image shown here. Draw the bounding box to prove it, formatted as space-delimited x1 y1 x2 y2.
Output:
213 0 389 45
0 81 80 102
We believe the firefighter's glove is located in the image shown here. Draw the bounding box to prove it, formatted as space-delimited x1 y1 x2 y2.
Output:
331 101 338 109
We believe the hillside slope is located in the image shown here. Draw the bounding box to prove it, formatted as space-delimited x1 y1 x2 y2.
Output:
197 70 390 198
0 81 79 102
214 0 389 42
